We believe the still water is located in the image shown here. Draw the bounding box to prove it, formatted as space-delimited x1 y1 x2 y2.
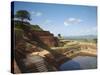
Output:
60 56 97 70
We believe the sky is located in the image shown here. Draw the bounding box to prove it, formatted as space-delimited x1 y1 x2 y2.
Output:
13 1 97 36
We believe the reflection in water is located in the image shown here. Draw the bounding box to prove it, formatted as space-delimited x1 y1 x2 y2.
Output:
60 60 81 70
60 56 97 71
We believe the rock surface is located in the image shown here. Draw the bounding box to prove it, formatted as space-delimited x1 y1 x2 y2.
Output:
12 22 59 73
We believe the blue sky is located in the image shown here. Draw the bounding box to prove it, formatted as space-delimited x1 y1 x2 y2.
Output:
13 1 97 36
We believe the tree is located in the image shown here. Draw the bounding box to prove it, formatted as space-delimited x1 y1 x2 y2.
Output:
58 34 61 38
15 10 31 23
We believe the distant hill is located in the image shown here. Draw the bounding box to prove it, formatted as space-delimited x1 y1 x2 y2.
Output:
63 35 97 40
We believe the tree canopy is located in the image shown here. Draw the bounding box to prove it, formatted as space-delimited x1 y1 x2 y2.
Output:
15 10 31 22
58 34 61 38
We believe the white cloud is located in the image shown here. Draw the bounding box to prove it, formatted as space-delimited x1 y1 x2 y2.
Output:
64 21 69 26
45 20 52 23
42 19 52 25
64 17 83 26
31 11 35 14
36 12 42 16
31 11 42 16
